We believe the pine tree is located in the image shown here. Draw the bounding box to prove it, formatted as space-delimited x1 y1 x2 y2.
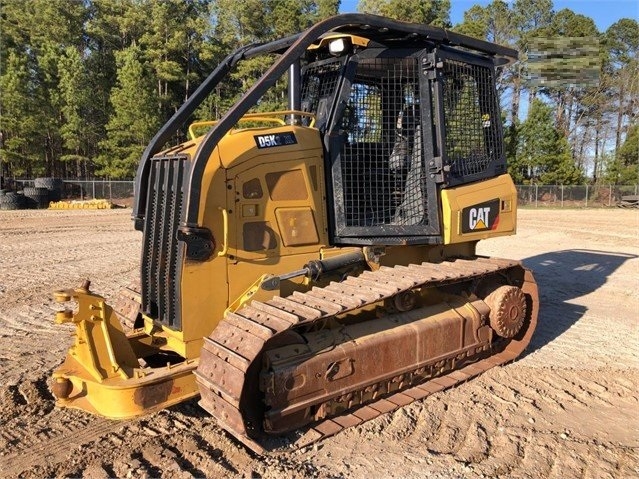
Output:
58 46 92 177
605 124 638 185
358 0 451 27
0 0 89 177
604 19 639 154
316 0 340 20
0 51 43 177
97 44 161 178
514 99 583 184
141 0 213 117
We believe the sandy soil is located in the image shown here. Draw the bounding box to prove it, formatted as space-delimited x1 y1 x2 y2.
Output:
0 208 637 479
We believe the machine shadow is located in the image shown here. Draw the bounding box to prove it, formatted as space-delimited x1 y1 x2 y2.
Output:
520 249 637 354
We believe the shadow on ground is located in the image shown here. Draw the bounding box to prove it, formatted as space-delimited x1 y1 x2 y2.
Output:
174 249 638 438
521 249 637 353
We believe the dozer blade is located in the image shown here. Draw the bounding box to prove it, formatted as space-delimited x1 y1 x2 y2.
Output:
196 257 538 454
51 281 199 419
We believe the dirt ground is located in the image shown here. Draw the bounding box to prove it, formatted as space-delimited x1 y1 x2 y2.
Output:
0 208 637 479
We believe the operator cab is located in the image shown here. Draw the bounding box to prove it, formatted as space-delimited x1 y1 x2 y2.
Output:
298 34 507 244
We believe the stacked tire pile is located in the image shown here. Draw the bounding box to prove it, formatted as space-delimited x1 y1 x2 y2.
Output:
0 178 63 210
0 191 26 210
23 186 50 209
34 177 64 202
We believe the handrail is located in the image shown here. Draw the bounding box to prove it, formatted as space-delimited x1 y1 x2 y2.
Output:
188 111 316 140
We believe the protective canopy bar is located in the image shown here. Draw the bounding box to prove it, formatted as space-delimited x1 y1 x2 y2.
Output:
132 35 302 226
132 13 518 228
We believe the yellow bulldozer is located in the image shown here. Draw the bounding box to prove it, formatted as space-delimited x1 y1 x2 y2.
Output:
51 14 538 453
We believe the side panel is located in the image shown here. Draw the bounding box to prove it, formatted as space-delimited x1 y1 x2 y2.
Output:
174 126 326 352
222 127 329 304
179 148 228 353
440 174 517 244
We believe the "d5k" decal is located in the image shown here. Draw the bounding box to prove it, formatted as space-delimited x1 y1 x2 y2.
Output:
461 199 500 234
254 132 297 149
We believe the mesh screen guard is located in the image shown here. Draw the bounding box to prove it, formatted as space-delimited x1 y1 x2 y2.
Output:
337 56 429 232
300 58 344 129
441 58 503 180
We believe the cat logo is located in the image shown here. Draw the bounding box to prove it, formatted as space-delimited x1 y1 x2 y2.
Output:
469 206 491 229
461 199 500 234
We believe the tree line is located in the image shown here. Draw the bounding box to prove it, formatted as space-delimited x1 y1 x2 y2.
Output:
0 0 637 185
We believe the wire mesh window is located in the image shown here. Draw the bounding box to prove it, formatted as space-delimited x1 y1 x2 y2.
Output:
441 59 502 178
338 56 428 229
300 59 343 126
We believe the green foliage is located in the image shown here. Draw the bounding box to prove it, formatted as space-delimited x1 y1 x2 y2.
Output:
605 124 639 184
604 19 639 68
454 5 489 39
513 99 583 184
454 1 512 45
97 44 161 178
527 10 600 90
504 118 519 169
0 0 634 187
357 0 451 27
0 50 44 176
208 0 340 116
58 47 89 158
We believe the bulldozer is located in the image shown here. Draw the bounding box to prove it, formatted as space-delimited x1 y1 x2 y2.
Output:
51 14 538 453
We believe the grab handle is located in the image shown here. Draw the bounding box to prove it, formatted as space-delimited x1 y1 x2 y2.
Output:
218 207 229 257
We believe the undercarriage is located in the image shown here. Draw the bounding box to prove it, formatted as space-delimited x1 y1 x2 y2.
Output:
196 256 538 453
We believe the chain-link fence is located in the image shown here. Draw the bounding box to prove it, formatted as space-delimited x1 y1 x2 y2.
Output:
516 184 638 208
10 179 638 208
14 179 134 201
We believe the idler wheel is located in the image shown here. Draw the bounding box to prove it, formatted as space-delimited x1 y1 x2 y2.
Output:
484 285 527 338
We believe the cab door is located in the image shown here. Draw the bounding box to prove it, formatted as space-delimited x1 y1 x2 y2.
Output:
225 151 328 304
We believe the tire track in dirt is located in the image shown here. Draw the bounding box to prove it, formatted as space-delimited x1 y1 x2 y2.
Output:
0 368 125 479
8 408 257 479
0 416 124 479
312 360 639 479
1 208 637 478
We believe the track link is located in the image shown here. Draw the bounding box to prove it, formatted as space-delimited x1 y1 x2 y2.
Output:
112 277 142 330
196 257 539 453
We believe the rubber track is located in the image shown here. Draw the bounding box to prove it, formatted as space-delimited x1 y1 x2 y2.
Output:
196 256 539 454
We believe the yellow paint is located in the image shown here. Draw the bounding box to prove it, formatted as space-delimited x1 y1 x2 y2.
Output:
440 174 518 244
51 287 199 419
49 199 114 209
52 107 522 421
308 34 370 50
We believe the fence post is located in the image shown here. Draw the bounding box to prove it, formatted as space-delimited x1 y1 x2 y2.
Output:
92 181 96 199
561 185 564 207
609 184 612 207
585 184 588 208
535 184 538 208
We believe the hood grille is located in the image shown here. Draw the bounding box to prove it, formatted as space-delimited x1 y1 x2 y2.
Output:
141 154 187 330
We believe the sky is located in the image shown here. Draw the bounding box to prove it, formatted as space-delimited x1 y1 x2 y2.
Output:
339 0 638 32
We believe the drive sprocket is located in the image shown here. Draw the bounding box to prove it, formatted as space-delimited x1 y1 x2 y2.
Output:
485 285 527 338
